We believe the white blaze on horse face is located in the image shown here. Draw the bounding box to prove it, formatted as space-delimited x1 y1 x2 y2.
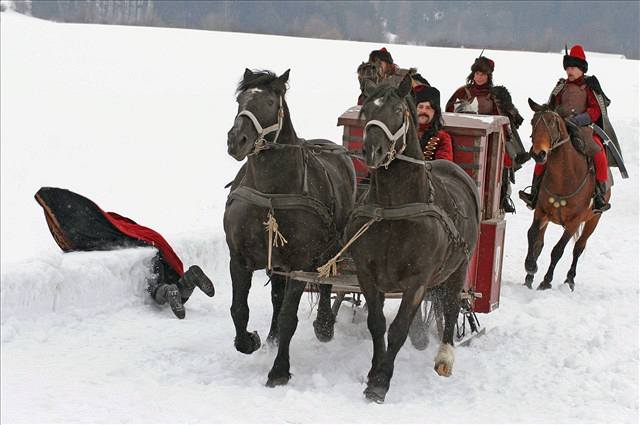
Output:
373 97 385 107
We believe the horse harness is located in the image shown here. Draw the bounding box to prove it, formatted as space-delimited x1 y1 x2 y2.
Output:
229 97 345 269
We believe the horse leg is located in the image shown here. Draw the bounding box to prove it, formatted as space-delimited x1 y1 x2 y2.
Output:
538 224 577 290
266 279 306 387
524 216 548 288
313 283 336 342
361 283 387 403
434 264 466 377
229 255 260 354
266 274 286 346
365 284 427 404
565 216 601 291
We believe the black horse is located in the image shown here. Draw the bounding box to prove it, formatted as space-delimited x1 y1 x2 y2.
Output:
347 75 480 403
224 69 355 385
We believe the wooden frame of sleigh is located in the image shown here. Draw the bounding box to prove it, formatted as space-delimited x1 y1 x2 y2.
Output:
273 106 511 349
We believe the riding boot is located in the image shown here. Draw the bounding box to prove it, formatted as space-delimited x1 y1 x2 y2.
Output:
501 167 516 213
519 173 544 210
179 265 215 298
153 283 185 319
592 181 611 213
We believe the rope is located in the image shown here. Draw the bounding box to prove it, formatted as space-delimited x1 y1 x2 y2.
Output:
263 209 288 271
316 218 377 278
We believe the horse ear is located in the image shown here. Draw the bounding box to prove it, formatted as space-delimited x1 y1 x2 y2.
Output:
528 98 543 112
278 69 291 84
397 73 412 98
244 68 253 80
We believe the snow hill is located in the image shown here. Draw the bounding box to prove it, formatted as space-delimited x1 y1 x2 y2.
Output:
1 10 638 423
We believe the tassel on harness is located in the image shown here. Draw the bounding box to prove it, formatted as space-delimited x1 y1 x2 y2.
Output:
264 209 288 271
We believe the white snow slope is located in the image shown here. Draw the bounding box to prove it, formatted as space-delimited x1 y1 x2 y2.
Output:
1 11 638 423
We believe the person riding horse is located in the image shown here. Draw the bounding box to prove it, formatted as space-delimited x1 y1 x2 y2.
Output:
413 84 453 161
519 44 621 214
445 54 528 214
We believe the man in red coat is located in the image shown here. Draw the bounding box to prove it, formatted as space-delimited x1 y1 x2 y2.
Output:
413 84 453 161
519 44 611 213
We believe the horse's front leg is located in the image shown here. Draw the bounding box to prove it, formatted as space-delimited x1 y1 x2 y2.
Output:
229 255 261 354
360 281 388 404
524 216 548 288
538 223 578 290
313 283 336 342
365 284 427 403
434 264 466 377
266 274 286 346
266 279 306 387
566 215 601 291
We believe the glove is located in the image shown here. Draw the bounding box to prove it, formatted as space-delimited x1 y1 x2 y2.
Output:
567 112 592 127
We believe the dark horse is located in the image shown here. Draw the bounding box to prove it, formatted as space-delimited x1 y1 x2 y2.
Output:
347 75 480 403
524 99 610 291
224 69 355 385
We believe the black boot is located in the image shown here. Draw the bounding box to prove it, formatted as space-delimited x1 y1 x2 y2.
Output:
154 283 185 319
592 181 610 213
501 168 516 213
180 265 215 297
519 173 544 210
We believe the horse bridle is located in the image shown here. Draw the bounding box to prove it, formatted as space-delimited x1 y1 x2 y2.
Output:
363 107 410 169
236 95 284 155
531 111 570 151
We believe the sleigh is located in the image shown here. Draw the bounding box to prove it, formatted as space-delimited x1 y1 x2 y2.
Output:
274 106 511 348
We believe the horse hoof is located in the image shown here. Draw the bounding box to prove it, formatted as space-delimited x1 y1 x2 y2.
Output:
434 362 452 377
537 281 552 291
363 386 386 404
234 331 261 354
524 275 534 289
313 317 335 343
434 343 454 377
266 373 291 388
565 279 575 292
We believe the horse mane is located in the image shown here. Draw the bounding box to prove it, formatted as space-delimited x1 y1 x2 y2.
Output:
359 83 418 126
236 70 288 96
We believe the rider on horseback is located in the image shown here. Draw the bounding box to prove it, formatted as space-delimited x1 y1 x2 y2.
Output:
413 84 453 161
445 54 528 214
519 44 615 213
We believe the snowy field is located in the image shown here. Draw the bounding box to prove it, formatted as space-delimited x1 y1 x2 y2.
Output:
1 10 638 423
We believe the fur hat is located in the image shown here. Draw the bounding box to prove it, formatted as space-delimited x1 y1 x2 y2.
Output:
413 85 441 109
369 47 394 65
563 44 588 73
471 56 495 74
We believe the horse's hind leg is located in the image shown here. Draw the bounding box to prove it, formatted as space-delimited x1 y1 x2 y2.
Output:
566 216 601 291
365 284 427 403
266 274 286 345
230 255 260 354
538 224 578 290
313 283 336 342
524 216 548 288
266 279 306 387
435 264 466 377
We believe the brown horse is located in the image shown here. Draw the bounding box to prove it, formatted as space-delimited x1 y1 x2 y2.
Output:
524 98 611 291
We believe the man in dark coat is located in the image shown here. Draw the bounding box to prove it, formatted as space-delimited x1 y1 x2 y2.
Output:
446 55 527 213
519 44 619 213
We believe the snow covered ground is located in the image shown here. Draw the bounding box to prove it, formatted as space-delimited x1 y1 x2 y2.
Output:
1 10 638 423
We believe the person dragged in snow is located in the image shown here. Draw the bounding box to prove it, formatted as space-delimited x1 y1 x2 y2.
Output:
34 187 215 319
412 84 453 161
519 44 622 214
446 54 529 214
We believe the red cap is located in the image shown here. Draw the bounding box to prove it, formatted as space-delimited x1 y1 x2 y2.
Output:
569 45 586 61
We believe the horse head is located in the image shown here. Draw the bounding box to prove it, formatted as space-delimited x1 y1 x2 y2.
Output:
227 69 290 161
357 60 384 101
528 98 571 165
359 74 417 169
